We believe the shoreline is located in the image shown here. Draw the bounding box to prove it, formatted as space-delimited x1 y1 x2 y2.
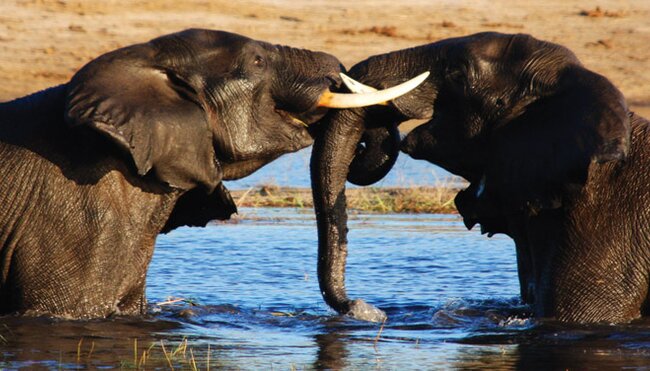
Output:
230 185 461 214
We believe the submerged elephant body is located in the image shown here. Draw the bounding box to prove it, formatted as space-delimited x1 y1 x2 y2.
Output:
438 111 650 323
0 86 193 317
312 32 650 323
0 29 348 318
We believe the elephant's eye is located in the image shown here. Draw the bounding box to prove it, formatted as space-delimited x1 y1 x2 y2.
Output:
447 70 466 91
253 55 266 68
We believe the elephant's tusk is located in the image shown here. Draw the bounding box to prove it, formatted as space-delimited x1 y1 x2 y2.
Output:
339 73 387 105
317 71 430 108
339 73 379 93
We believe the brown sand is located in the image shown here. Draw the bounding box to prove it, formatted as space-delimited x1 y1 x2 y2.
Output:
1 0 648 118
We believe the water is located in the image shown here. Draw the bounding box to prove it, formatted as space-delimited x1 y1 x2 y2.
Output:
226 148 457 189
4 208 650 369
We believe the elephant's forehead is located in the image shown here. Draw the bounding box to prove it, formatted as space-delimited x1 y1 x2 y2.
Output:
151 29 257 60
174 28 252 46
475 37 510 59
466 33 536 63
476 58 498 74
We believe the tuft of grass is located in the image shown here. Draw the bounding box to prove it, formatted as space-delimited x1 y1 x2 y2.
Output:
70 337 215 370
340 25 399 38
233 184 310 209
347 186 458 214
230 184 460 214
579 6 625 18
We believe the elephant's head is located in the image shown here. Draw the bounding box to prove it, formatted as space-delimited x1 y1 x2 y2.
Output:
310 32 630 321
400 32 629 215
64 28 400 194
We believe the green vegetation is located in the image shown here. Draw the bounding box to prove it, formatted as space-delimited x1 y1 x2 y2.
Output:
231 184 460 214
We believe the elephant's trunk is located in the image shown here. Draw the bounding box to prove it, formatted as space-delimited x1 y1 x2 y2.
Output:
310 109 388 322
347 123 400 186
310 55 432 322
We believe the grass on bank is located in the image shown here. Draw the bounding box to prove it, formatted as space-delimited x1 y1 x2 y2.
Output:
231 184 460 214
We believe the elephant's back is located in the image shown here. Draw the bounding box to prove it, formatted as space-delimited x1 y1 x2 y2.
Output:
0 85 68 132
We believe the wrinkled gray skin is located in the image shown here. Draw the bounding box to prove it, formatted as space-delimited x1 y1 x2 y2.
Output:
0 29 343 318
312 31 650 324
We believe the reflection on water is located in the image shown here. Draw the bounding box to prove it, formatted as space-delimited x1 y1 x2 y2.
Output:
0 316 182 369
3 208 650 369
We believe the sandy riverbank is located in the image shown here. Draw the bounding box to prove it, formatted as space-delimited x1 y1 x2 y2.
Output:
1 0 648 118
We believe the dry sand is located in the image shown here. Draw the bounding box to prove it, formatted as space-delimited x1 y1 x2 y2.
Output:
1 0 648 117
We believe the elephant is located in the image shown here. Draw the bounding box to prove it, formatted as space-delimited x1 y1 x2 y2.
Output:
0 28 418 319
311 31 649 324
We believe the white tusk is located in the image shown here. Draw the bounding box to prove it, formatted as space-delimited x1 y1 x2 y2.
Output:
317 71 430 108
340 73 378 93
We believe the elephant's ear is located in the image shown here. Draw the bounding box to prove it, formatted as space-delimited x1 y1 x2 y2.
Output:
64 43 221 191
486 65 630 212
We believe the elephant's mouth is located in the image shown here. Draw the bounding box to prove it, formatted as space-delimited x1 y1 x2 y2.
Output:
275 72 432 131
274 107 328 128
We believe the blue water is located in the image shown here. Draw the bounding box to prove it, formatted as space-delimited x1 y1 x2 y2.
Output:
147 209 524 369
226 147 457 189
4 207 650 369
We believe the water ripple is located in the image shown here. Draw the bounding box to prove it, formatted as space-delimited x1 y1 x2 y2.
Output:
4 208 650 369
